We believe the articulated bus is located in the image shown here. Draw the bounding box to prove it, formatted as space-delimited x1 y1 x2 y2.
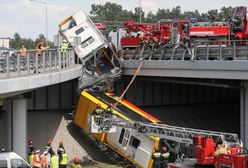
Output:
74 91 161 168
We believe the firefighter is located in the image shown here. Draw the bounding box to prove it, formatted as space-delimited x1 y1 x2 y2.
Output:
105 104 113 114
61 39 69 54
45 140 55 156
154 38 161 51
93 103 104 115
152 147 161 168
139 35 145 46
33 150 41 168
57 141 68 168
70 157 82 168
214 143 227 157
160 147 170 168
28 140 35 166
147 39 153 49
50 152 59 168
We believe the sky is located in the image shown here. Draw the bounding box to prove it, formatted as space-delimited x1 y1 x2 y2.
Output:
0 0 247 40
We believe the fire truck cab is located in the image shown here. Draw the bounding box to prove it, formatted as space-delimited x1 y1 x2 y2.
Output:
215 154 248 168
193 135 248 168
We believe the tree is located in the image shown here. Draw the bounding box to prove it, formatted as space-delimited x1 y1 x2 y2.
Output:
171 6 181 19
146 11 157 23
156 8 171 19
218 6 234 22
90 2 123 21
35 34 46 46
208 9 218 22
10 33 22 49
21 38 36 49
120 9 134 21
181 10 202 20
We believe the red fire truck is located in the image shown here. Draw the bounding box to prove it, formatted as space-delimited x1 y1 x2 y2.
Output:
90 110 245 168
120 20 173 49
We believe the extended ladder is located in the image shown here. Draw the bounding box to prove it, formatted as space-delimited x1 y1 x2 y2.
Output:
92 114 240 146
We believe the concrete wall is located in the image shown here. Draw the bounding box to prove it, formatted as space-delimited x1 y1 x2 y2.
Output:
26 77 239 110
28 79 79 110
114 76 240 107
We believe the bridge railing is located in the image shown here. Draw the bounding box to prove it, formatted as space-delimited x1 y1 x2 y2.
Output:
0 48 79 78
119 40 248 61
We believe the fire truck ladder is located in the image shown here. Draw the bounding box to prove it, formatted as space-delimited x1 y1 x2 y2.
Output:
93 115 240 146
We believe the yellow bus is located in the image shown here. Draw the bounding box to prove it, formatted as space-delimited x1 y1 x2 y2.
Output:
74 90 161 168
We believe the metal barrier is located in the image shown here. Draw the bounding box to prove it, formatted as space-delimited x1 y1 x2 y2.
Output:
0 48 77 78
119 40 248 61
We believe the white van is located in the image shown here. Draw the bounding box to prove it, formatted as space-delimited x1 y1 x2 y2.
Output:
0 152 30 168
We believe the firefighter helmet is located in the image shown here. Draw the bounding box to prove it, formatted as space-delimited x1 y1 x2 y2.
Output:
154 147 159 152
47 140 52 145
162 147 167 152
35 150 40 154
73 157 80 163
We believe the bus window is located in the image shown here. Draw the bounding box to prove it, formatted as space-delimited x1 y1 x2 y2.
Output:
129 136 140 149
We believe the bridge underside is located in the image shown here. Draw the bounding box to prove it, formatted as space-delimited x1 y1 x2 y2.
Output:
114 76 246 145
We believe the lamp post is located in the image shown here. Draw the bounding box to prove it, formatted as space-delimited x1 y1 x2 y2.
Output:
30 0 48 47
139 0 142 23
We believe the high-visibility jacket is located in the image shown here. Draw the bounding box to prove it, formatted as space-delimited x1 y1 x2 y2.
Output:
51 155 59 168
57 146 65 155
71 163 82 168
152 152 161 161
33 153 41 168
60 153 68 165
152 152 162 168
45 145 54 155
214 147 227 157
161 152 170 159
45 145 50 151
94 107 104 115
28 154 34 165
161 151 170 168
60 42 68 53
41 155 48 168
28 144 35 155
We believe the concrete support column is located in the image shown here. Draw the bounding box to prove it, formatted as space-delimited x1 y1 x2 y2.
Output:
240 81 248 148
6 99 12 151
6 98 27 158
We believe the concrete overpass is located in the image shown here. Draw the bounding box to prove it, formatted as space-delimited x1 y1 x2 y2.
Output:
3 42 248 158
121 60 248 80
0 48 82 158
120 57 248 149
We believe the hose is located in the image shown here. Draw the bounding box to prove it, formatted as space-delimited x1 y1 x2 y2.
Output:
113 42 192 108
113 57 144 108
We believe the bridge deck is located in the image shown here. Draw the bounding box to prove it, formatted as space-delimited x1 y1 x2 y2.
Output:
121 59 248 80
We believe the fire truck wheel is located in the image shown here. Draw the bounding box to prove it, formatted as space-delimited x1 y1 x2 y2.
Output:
245 159 248 168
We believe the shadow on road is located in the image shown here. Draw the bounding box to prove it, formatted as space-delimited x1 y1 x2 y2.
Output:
66 118 125 165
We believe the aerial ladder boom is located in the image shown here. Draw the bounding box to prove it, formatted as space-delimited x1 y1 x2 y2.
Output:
92 114 240 147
